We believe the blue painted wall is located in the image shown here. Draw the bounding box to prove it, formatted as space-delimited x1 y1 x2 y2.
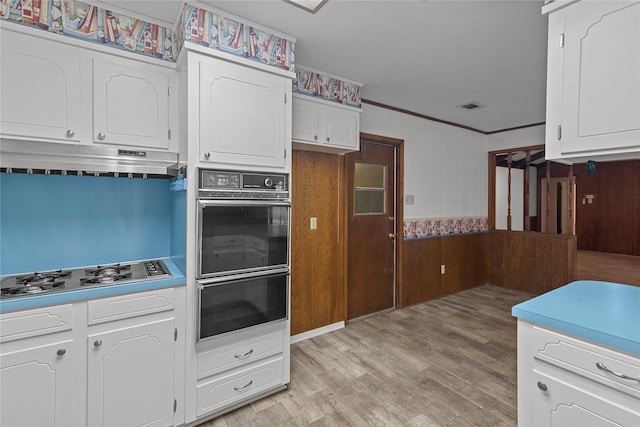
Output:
0 173 172 275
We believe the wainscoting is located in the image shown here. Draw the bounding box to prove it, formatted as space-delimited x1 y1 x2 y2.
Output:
488 230 577 294
401 233 488 307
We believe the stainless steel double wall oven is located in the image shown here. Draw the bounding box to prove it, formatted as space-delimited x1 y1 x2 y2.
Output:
196 169 290 341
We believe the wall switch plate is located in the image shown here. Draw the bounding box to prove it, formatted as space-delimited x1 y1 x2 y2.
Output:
405 195 414 205
310 217 317 230
440 264 446 275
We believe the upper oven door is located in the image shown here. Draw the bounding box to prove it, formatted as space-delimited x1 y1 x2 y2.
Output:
197 199 291 279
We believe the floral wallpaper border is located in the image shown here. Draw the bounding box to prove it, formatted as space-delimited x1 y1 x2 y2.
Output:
0 0 296 71
404 217 487 240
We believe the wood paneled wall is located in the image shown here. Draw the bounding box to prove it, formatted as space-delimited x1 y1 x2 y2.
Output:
290 150 346 335
401 233 488 307
573 160 640 256
488 230 577 294
537 159 640 256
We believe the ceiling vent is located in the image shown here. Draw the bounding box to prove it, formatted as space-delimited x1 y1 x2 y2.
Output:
457 101 485 110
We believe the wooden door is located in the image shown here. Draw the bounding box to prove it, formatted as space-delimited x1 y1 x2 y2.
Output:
346 141 396 319
541 177 576 235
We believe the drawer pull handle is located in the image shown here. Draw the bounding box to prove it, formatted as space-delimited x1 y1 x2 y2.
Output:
234 380 253 391
56 348 67 356
235 349 254 359
537 381 548 391
596 362 640 382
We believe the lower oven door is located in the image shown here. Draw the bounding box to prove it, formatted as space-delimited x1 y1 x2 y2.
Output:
198 269 289 341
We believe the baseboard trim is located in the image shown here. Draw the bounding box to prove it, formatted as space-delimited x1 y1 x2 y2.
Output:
290 321 345 344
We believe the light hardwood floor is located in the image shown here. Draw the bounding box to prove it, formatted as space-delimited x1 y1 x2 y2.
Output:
198 285 533 427
577 250 640 287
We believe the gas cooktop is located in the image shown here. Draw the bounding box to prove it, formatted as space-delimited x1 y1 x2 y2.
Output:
0 260 171 299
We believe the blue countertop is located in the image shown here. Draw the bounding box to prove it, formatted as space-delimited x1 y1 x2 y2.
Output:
512 280 640 356
0 258 186 314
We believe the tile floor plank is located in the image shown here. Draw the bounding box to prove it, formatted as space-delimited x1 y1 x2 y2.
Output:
197 284 532 426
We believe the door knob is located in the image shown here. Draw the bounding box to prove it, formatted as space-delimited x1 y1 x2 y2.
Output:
388 233 396 239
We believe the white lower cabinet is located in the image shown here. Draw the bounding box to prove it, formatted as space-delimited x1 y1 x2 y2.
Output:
0 304 75 427
517 321 640 427
87 318 175 427
196 356 284 417
0 339 75 427
0 288 179 427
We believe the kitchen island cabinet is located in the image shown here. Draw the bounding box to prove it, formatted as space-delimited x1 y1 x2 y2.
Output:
512 281 640 426
292 94 361 154
544 0 640 162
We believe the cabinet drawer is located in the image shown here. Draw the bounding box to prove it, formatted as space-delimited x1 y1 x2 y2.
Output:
0 304 73 343
87 288 174 325
532 326 640 398
196 356 284 417
197 329 283 379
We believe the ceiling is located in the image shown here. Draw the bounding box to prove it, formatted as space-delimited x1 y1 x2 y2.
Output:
99 0 550 134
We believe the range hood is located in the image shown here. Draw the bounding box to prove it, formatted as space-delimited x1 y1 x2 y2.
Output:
0 140 179 176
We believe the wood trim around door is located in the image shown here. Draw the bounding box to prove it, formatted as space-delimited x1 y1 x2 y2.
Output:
356 132 405 311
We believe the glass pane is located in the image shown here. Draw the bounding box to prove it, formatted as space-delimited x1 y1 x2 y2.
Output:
355 189 385 214
355 162 385 188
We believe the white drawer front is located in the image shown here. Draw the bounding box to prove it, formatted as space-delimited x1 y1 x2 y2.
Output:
0 304 73 343
87 288 174 325
196 357 284 417
197 329 283 379
533 326 640 398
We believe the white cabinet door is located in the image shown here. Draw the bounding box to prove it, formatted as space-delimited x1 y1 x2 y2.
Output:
546 0 640 160
199 58 290 169
93 59 171 150
322 106 359 150
0 339 75 427
531 371 638 427
0 30 81 143
87 318 175 427
291 97 321 144
292 95 360 153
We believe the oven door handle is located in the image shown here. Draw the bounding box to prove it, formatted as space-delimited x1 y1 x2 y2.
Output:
198 267 290 287
198 199 291 208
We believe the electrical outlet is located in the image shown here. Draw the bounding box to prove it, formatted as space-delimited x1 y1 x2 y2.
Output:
440 264 446 275
405 195 414 205
310 217 317 230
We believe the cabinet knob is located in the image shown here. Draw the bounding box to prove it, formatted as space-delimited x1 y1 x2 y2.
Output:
326 137 330 142
204 152 211 160
537 381 548 392
66 129 75 138
94 339 103 348
313 135 318 141
97 132 106 140
56 348 66 356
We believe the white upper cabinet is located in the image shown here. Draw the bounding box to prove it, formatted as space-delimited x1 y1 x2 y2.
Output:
545 0 640 162
198 55 292 170
292 94 360 154
93 59 173 151
0 29 82 143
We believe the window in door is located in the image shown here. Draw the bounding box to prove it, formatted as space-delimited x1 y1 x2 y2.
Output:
354 162 386 215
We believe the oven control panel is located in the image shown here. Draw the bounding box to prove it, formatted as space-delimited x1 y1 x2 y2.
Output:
200 169 288 192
